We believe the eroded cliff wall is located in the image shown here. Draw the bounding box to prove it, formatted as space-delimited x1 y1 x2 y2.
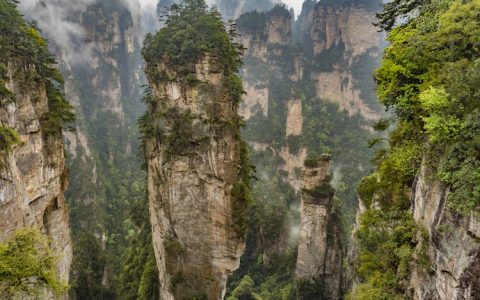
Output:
0 2 73 288
409 164 480 299
0 61 73 286
298 0 383 120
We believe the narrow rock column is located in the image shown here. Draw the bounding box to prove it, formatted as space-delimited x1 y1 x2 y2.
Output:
143 55 249 299
295 156 342 299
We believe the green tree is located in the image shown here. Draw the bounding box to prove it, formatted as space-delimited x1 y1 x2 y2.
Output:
353 0 480 298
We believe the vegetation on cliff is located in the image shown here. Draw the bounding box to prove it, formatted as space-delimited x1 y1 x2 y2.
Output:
143 0 244 83
0 228 66 298
228 3 377 298
351 0 480 298
0 0 74 135
141 0 253 242
0 126 20 168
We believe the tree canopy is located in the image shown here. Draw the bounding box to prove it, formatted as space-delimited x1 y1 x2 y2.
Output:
143 0 244 79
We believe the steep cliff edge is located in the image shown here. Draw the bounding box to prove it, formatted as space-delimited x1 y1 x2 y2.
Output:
296 157 342 299
0 0 74 290
349 1 480 299
141 2 251 299
18 0 151 296
409 165 480 299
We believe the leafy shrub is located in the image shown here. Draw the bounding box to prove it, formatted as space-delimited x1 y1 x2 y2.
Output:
0 228 67 298
303 182 335 199
353 209 418 298
294 278 324 300
0 126 20 168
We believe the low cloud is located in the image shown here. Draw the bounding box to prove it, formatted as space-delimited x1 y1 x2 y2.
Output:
19 0 96 65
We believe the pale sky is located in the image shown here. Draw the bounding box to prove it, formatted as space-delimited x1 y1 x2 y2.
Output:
282 0 303 16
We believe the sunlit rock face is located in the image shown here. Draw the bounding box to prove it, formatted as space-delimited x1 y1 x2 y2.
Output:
144 56 246 299
408 164 480 300
295 157 342 299
0 61 72 289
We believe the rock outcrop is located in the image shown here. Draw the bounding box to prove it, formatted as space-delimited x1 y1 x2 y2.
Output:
295 156 342 299
298 0 382 120
238 7 306 193
144 55 248 298
0 61 72 285
408 164 480 300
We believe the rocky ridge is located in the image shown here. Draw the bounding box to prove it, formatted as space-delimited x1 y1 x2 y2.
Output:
298 0 382 120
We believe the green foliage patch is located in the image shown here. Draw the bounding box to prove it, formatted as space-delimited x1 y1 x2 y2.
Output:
0 125 20 166
143 0 244 86
0 228 67 298
237 11 267 35
118 197 160 300
0 0 74 136
303 182 335 199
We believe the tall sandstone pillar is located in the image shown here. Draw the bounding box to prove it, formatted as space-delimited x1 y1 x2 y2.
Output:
296 156 342 299
144 55 248 299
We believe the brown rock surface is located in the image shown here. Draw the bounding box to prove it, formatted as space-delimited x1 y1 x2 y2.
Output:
0 61 72 286
144 57 246 300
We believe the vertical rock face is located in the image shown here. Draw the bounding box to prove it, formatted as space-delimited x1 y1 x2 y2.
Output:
295 157 342 299
266 9 293 45
0 61 72 283
238 8 306 194
144 57 247 299
19 0 148 296
409 164 480 300
298 0 382 119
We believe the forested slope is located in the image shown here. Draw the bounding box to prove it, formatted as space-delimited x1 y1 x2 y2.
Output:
349 0 480 299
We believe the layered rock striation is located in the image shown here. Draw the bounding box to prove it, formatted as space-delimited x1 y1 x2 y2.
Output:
0 61 73 285
295 156 342 299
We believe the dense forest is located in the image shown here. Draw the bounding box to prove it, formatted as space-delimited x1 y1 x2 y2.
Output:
0 0 479 299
